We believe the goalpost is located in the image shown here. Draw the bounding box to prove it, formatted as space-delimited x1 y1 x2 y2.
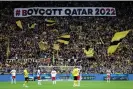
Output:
38 66 82 81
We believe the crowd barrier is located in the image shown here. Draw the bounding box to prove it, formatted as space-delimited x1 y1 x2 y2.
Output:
0 74 133 81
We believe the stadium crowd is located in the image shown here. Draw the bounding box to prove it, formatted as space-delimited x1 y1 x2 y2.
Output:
0 1 133 74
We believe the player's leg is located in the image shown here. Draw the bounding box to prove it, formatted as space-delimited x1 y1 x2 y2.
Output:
38 79 42 85
37 77 39 85
107 75 110 82
40 76 42 85
38 76 41 85
77 76 80 86
75 76 78 86
40 80 42 85
38 80 40 85
53 80 55 84
73 76 75 87
78 80 80 86
23 78 27 87
55 80 56 84
52 77 54 84
78 78 80 86
76 81 78 86
73 76 78 87
54 77 56 84
108 75 110 82
11 76 13 84
107 76 108 82
53 77 56 84
14 78 16 84
14 76 16 84
23 78 26 87
23 77 28 87
25 77 29 87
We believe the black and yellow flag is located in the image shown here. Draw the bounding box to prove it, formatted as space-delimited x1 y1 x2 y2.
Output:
28 23 37 29
57 35 70 44
83 46 94 57
6 39 10 59
16 20 23 29
45 19 56 27
108 30 130 55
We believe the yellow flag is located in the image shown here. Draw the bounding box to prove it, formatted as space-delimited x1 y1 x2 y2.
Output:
57 34 70 44
16 20 23 29
107 43 120 55
60 35 70 38
38 41 47 51
53 44 60 50
108 30 130 55
57 40 69 44
46 23 55 26
111 30 130 42
45 19 56 27
30 23 36 29
84 48 94 57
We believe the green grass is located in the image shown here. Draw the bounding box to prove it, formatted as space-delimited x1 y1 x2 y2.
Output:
0 81 132 89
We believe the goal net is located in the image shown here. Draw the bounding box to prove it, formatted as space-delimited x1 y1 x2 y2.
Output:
38 66 82 81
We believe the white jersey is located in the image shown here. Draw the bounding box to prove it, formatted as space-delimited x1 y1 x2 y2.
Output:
10 70 16 76
107 70 111 75
37 69 41 77
51 70 57 77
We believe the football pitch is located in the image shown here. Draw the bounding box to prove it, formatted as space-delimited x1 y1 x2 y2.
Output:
0 81 132 89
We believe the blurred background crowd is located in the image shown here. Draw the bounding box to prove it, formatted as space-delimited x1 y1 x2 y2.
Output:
0 1 133 74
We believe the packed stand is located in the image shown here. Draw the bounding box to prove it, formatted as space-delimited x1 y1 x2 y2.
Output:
0 1 133 74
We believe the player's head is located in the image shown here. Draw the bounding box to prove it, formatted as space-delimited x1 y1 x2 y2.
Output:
24 66 28 70
107 67 111 70
52 67 55 71
74 66 77 69
11 67 15 70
